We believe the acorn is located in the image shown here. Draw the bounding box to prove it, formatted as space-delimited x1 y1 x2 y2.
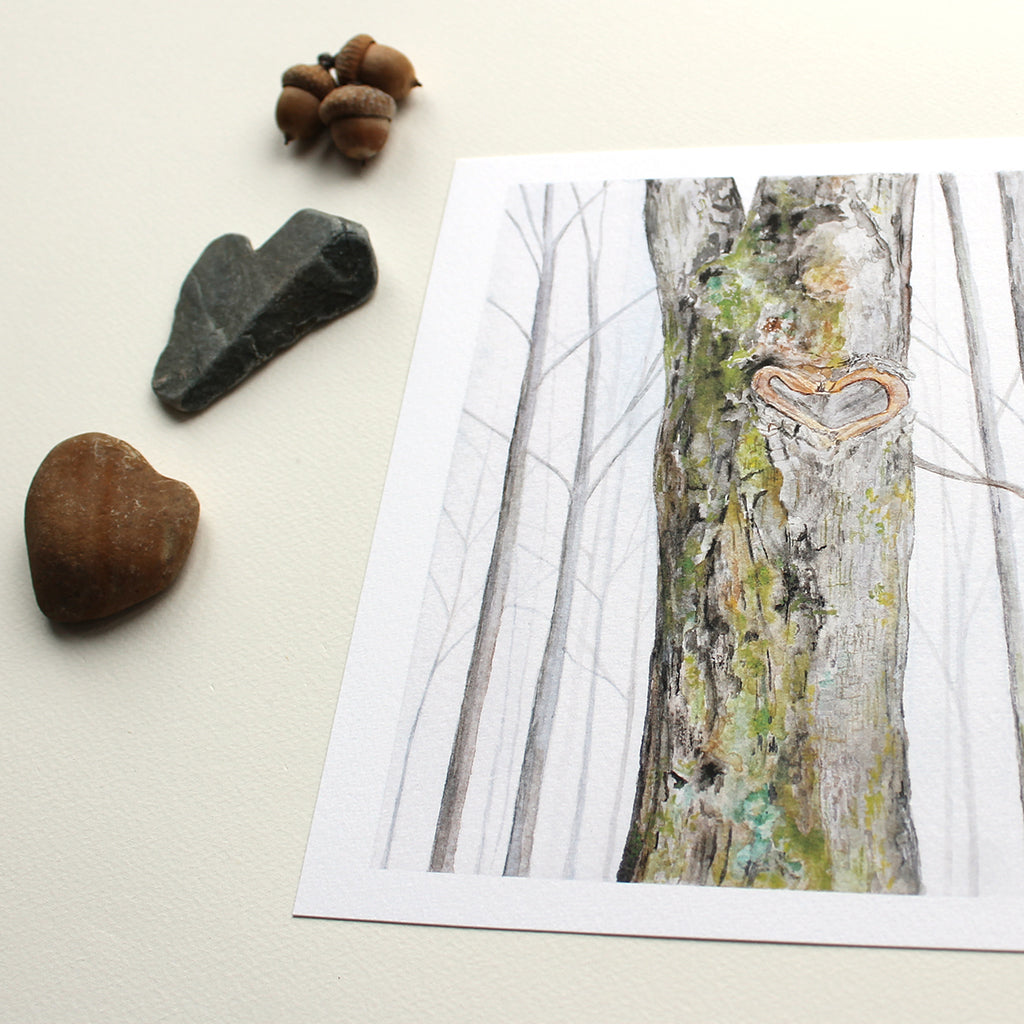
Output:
275 60 337 143
333 34 420 101
319 83 397 161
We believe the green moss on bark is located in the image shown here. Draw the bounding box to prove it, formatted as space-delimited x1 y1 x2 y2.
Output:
624 175 920 893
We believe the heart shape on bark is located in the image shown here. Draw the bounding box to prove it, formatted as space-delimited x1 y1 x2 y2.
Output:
751 364 909 442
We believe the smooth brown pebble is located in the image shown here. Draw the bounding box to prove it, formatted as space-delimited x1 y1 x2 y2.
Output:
24 432 200 623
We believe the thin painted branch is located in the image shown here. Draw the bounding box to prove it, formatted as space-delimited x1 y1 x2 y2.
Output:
487 296 534 347
913 454 1024 501
462 408 572 491
590 351 663 458
504 210 541 277
587 407 660 500
518 185 543 251
541 285 658 381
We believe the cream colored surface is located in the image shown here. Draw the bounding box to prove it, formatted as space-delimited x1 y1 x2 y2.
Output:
2 1 1022 1020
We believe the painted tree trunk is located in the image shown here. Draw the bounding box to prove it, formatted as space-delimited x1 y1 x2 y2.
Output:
504 191 603 877
997 171 1024 382
949 173 1024 819
430 185 557 872
619 175 921 893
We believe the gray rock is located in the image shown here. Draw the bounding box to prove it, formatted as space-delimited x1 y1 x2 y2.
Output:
152 209 377 412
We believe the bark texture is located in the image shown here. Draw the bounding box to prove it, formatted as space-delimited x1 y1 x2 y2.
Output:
620 175 921 892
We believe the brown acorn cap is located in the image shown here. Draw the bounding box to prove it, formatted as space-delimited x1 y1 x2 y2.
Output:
281 63 336 100
334 34 375 85
319 83 396 124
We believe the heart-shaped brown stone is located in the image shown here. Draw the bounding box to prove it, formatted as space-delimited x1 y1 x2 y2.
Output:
25 433 200 623
751 364 910 442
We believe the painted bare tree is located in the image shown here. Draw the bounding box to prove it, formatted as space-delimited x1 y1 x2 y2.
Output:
378 425 501 868
503 186 607 876
998 171 1024 383
619 175 922 892
430 183 622 872
429 185 561 872
502 181 742 876
954 172 1024 815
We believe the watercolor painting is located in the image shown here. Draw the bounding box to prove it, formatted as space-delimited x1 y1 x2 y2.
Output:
297 142 1024 948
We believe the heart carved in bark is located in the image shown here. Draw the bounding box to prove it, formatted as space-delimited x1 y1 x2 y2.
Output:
751 364 909 442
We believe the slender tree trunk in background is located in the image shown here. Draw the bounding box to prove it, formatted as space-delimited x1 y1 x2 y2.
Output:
948 173 1024 819
562 453 622 879
430 186 557 872
997 171 1024 382
503 191 604 877
620 175 921 892
381 432 497 868
604 533 651 878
